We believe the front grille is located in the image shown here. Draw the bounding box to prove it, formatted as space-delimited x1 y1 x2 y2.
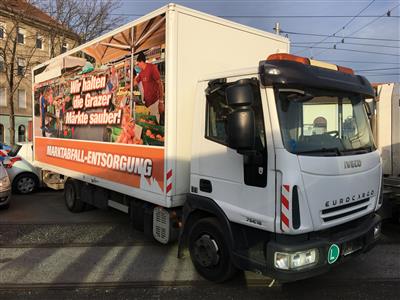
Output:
321 197 370 222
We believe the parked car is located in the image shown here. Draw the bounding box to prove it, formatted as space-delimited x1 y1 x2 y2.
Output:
0 143 40 194
0 163 11 209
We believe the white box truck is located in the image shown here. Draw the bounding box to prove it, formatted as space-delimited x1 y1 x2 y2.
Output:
371 83 400 219
32 4 382 282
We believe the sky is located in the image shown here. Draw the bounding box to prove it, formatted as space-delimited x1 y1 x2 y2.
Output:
114 0 400 83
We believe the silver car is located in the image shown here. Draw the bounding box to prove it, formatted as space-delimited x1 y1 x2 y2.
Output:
0 143 41 194
0 163 12 209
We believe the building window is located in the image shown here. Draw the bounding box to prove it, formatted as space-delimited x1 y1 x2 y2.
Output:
0 55 4 72
0 24 5 39
18 125 26 142
0 87 6 107
18 89 26 109
36 34 43 49
17 58 25 76
17 28 25 44
0 124 4 143
61 42 68 53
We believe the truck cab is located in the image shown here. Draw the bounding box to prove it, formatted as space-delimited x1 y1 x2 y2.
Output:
184 53 382 282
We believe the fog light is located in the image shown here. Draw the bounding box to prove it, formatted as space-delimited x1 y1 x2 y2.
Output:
373 224 381 239
274 249 318 270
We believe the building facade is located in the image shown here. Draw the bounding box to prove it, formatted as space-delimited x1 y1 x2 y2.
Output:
0 0 80 144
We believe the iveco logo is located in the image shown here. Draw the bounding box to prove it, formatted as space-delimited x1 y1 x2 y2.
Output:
344 160 362 169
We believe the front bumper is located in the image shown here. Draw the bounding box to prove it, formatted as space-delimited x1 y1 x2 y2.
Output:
264 213 381 282
0 188 11 207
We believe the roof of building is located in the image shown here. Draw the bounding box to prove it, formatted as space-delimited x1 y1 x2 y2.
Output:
0 0 79 40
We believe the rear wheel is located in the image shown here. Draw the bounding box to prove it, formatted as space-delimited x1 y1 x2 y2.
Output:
188 217 237 283
0 203 10 210
12 173 38 194
64 179 85 213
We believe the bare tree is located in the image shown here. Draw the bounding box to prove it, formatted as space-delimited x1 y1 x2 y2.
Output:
40 0 124 57
0 0 122 144
0 0 45 145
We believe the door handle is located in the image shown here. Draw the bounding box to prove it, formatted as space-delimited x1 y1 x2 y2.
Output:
199 179 212 193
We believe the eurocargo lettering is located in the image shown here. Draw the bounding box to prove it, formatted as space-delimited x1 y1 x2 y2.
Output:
32 3 382 283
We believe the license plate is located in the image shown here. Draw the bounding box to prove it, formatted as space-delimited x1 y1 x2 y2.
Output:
343 239 363 256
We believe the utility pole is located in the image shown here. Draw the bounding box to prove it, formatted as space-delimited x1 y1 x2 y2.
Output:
274 22 280 35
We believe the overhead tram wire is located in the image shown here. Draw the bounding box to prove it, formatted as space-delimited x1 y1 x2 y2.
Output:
84 13 400 18
355 67 400 72
328 60 400 65
362 73 400 76
346 3 400 37
294 0 377 56
309 2 400 58
280 31 400 42
291 46 400 57
291 42 400 49
39 9 400 18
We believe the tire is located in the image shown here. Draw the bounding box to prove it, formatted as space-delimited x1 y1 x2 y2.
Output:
188 217 237 283
0 203 10 210
64 179 86 213
12 173 38 194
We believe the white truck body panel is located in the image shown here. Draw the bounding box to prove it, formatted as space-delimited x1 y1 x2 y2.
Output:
298 152 381 229
32 4 289 209
168 6 288 204
265 86 382 234
375 83 400 176
191 75 278 233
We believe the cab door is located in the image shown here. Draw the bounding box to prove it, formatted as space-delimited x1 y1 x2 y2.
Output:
190 76 276 232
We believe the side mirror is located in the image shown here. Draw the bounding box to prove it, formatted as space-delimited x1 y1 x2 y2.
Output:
226 83 254 107
227 108 255 151
225 82 256 151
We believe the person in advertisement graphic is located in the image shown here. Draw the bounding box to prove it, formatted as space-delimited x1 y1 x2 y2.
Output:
40 87 49 137
134 52 164 124
107 65 119 94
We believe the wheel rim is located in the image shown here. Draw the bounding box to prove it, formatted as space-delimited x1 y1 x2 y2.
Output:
193 234 220 267
65 185 75 208
17 177 35 194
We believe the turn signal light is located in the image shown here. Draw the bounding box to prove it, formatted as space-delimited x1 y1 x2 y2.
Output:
337 65 355 75
267 53 310 65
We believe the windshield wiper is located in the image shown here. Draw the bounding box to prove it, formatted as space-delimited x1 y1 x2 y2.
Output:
341 146 373 154
295 147 343 156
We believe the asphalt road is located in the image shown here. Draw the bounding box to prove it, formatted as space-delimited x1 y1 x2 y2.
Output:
0 189 399 300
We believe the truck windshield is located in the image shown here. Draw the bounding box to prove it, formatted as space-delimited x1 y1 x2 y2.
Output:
275 88 375 156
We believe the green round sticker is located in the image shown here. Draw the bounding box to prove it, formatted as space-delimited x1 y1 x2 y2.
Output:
328 244 340 264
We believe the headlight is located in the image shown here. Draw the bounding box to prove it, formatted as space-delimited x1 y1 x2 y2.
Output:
274 249 318 270
267 68 281 75
0 175 11 192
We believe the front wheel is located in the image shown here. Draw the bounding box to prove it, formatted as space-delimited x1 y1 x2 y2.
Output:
188 217 237 283
12 173 38 194
64 179 85 213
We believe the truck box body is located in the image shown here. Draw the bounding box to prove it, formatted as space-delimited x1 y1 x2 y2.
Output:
374 83 400 176
372 83 400 217
32 4 289 208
